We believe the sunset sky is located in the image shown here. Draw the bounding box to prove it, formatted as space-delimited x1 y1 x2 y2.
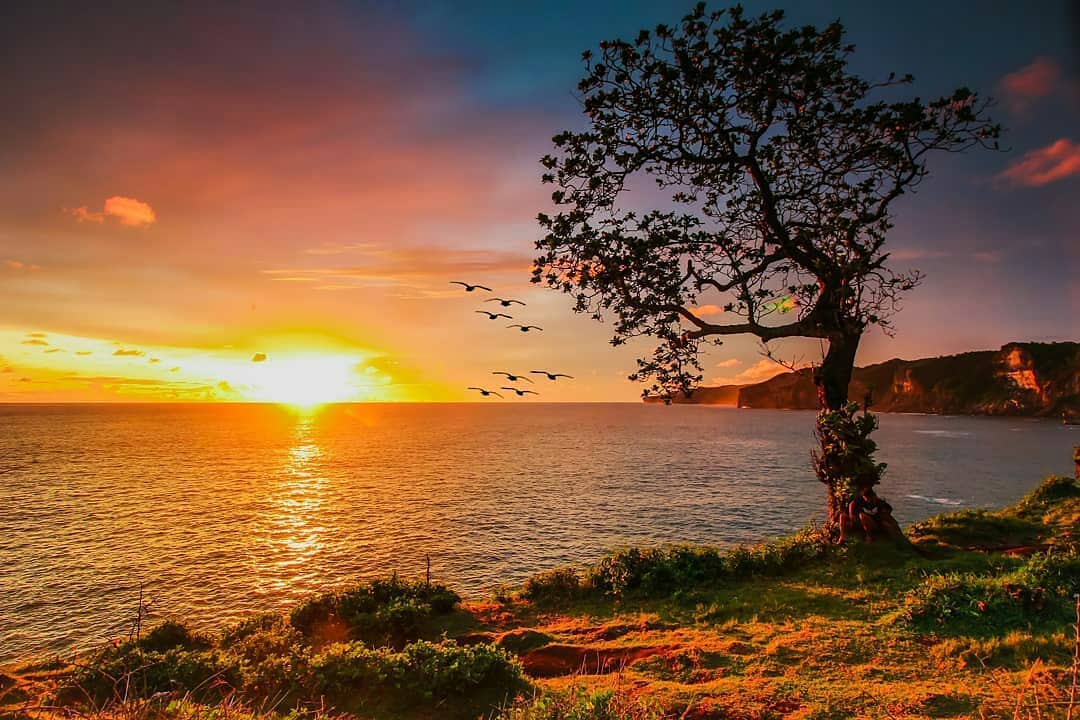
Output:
1 0 1077 403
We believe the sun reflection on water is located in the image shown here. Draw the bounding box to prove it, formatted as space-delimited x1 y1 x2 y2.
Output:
252 414 329 595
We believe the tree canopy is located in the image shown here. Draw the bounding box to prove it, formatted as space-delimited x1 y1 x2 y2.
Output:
534 3 1000 401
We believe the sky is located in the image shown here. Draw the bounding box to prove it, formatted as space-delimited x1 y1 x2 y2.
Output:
0 0 1077 403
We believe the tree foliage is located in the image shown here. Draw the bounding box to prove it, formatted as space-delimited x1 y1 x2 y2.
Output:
535 3 1000 399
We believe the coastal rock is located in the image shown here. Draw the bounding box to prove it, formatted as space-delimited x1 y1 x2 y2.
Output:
648 341 1079 416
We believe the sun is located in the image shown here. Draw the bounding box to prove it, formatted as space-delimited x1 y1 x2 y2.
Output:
243 354 362 407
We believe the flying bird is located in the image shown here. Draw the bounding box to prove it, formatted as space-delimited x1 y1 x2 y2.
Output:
485 297 526 307
492 371 533 383
475 310 512 320
501 387 539 397
450 281 492 292
530 371 574 380
508 324 543 332
467 387 503 398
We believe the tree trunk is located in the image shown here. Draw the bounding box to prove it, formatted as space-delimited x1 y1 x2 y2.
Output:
816 331 861 411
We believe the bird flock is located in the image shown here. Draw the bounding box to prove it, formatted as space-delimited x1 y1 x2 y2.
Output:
450 281 573 399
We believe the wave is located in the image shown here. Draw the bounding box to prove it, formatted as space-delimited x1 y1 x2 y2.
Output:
906 494 964 506
913 430 975 438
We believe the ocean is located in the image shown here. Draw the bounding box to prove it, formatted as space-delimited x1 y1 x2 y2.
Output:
1 402 1075 663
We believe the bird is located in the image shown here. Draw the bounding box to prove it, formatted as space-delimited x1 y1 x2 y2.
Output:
502 387 539 397
467 387 502 398
475 310 512 320
530 370 574 380
492 371 533 383
485 297 526 307
508 324 543 332
450 281 492 292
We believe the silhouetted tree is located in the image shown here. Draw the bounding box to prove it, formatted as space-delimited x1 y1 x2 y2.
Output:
535 4 1000 524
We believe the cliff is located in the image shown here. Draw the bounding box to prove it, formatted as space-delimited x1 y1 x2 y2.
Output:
649 341 1080 416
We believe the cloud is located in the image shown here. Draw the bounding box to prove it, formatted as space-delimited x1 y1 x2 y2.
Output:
169 366 180 372
691 304 726 317
715 358 742 368
67 196 156 227
26 332 47 338
44 348 63 353
112 348 145 356
4 259 41 270
75 351 93 356
21 338 48 346
149 357 160 363
251 352 267 362
104 196 156 226
888 248 951 262
1000 57 1059 113
265 245 533 289
68 206 105 223
710 359 799 386
998 138 1080 186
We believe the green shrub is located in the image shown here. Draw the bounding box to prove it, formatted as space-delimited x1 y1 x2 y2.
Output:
900 549 1080 634
590 545 724 597
575 528 831 598
499 685 663 720
1015 476 1080 517
220 613 309 697
289 594 340 638
289 576 461 645
310 640 525 709
73 646 242 702
522 567 586 602
137 620 208 653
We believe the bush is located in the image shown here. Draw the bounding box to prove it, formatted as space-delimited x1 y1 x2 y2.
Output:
289 576 461 645
73 645 242 703
565 528 831 598
310 640 525 709
900 548 1080 634
138 620 208 653
522 567 586 602
1015 476 1080 518
499 685 663 720
220 613 309 697
590 546 725 597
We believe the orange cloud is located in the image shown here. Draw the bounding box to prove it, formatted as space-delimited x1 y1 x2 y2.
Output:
251 352 267 362
710 358 800 386
265 245 533 289
105 196 156 226
4 259 41 270
68 196 156 227
998 139 1080 186
691 304 726 317
1000 57 1059 113
21 338 48 346
715 358 741 368
113 348 145 357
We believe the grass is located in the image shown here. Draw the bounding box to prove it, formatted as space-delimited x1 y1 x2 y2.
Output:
3 475 1079 720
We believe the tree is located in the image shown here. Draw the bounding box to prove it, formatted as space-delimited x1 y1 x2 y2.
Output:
534 4 1000 524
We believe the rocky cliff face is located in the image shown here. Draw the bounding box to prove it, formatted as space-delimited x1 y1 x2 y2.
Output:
650 342 1080 416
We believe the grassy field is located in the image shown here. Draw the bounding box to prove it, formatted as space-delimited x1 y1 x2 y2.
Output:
3 475 1078 720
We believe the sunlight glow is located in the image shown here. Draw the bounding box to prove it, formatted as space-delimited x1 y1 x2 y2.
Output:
239 354 366 407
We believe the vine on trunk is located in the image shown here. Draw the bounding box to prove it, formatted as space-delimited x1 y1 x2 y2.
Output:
812 402 886 524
